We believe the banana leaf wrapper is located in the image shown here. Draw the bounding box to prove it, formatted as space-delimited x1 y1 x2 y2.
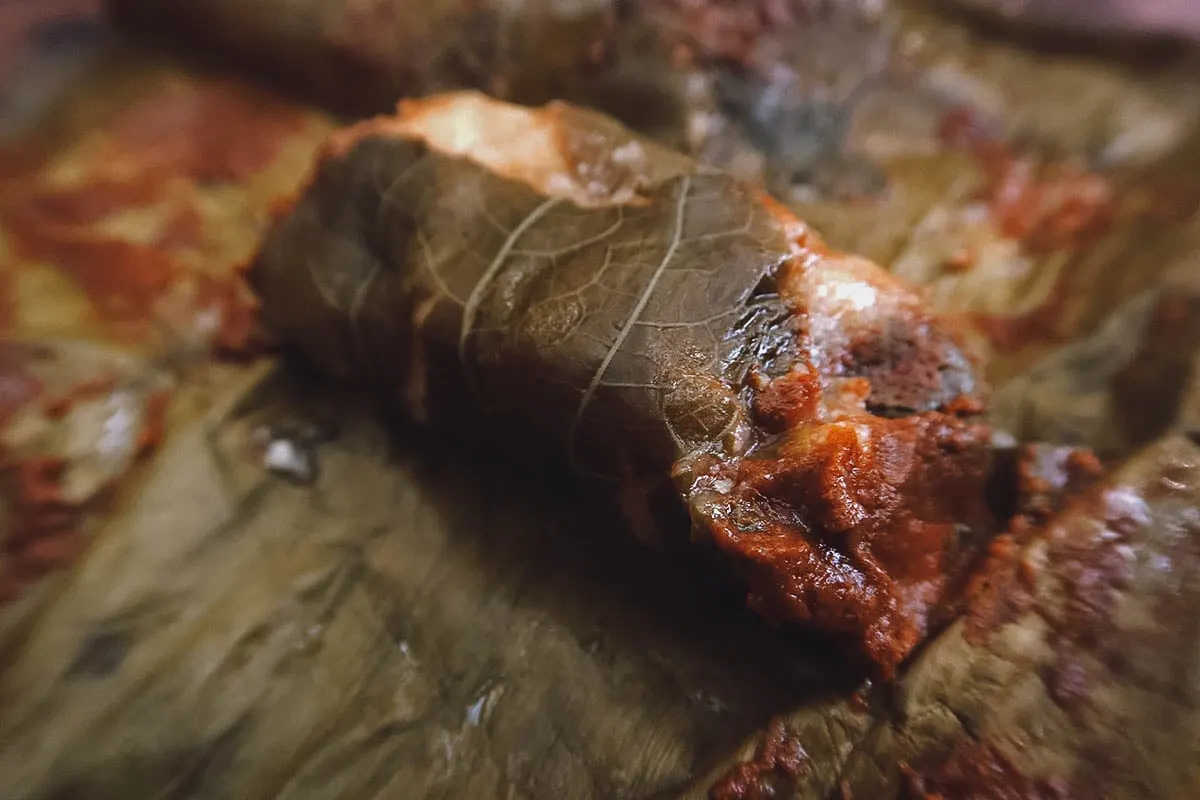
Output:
1 4 1200 799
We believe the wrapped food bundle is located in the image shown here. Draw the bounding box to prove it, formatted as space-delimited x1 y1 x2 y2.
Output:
251 91 998 675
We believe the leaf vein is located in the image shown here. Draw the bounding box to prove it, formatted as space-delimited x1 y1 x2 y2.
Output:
567 176 692 468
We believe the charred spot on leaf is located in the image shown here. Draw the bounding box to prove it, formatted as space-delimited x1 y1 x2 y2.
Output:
984 444 1022 523
864 403 919 419
66 624 133 679
167 715 255 799
748 269 781 300
709 717 807 800
724 294 800 385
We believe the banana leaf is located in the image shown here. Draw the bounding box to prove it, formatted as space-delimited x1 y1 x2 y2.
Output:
0 3 1198 799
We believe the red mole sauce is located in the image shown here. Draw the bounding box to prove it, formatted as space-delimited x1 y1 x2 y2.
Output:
0 79 308 349
0 344 174 606
967 157 1115 351
964 448 1123 643
709 717 807 800
936 105 1116 258
935 106 1121 351
680 203 996 676
0 391 173 606
0 457 85 603
964 457 1142 737
900 741 1068 800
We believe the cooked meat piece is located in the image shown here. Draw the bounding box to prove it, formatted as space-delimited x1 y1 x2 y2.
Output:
698 434 1200 799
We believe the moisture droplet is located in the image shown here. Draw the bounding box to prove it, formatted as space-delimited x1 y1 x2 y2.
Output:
263 438 317 485
294 624 325 657
463 680 504 728
253 419 324 486
463 695 487 727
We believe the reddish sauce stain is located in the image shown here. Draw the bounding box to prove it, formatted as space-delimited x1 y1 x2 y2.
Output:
100 80 310 183
0 377 174 606
155 205 206 252
971 160 1117 349
18 178 168 226
0 78 309 348
971 292 1066 351
1016 445 1105 520
943 247 976 273
937 107 1120 351
710 717 807 800
137 389 172 455
940 107 1115 255
752 364 819 431
1 211 179 324
193 273 265 356
966 463 1142 724
962 533 1034 645
682 209 999 675
701 408 995 675
1046 508 1135 656
945 394 987 416
42 374 116 419
900 741 1068 800
984 160 1115 253
964 445 1104 646
0 456 83 595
